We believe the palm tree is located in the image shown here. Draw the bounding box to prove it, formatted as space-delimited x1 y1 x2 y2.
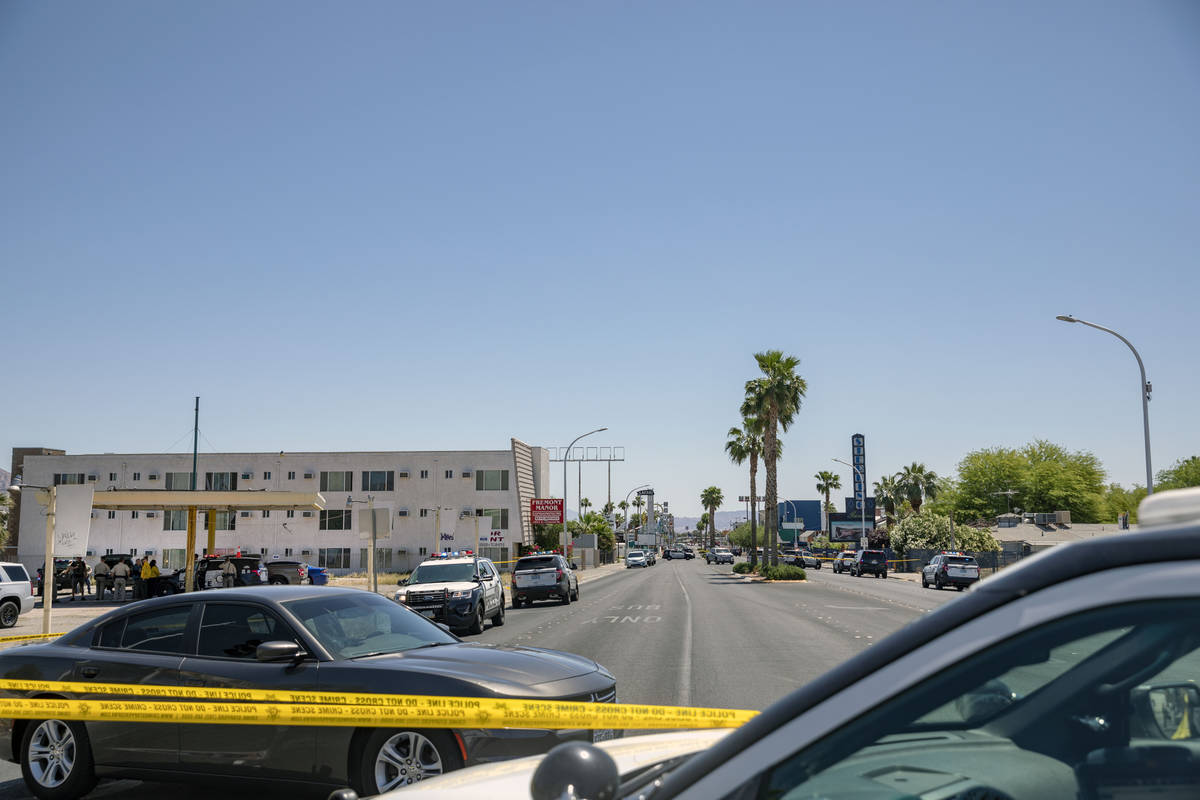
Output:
898 463 939 514
815 471 842 539
617 500 629 529
725 416 765 568
700 486 724 549
743 350 806 567
873 473 902 528
580 497 592 518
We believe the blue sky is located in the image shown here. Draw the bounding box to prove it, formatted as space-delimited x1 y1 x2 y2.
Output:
3 1 1198 516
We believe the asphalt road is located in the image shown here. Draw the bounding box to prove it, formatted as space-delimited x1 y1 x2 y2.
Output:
0 560 957 799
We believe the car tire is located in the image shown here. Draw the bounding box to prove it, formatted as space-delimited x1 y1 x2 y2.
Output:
882 571 887 579
467 604 485 635
935 576 943 591
354 728 463 795
270 576 288 585
561 587 571 605
0 600 19 628
572 584 579 601
20 719 97 800
957 585 965 592
921 574 928 588
492 600 505 627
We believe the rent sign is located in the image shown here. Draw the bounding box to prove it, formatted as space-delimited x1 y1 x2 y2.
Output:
530 498 564 525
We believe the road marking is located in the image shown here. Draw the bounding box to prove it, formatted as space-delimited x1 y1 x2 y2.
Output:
674 567 693 708
824 605 888 610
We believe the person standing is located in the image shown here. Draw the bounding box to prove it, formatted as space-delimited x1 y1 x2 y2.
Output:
69 558 86 602
132 557 146 600
141 558 160 598
220 556 237 588
93 558 110 601
111 558 131 602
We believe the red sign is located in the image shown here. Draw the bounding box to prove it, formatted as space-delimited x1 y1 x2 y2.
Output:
530 498 564 525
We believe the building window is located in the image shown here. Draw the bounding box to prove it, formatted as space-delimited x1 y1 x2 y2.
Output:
108 472 117 482
444 469 453 480
397 508 409 517
358 548 393 571
202 511 236 531
320 471 352 492
53 473 85 486
318 548 350 569
132 472 141 481
419 470 429 479
131 511 139 519
418 547 427 556
361 471 395 492
477 508 510 530
163 510 188 531
284 548 293 557
475 470 510 491
287 471 296 480
164 472 193 490
419 508 429 518
107 510 116 520
286 509 295 518
205 472 237 491
319 509 352 530
262 510 270 518
263 471 271 480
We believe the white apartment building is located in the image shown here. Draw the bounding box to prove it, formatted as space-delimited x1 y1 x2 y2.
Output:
13 439 549 574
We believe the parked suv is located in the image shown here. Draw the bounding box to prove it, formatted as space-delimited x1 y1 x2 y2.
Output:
395 554 506 634
852 549 888 578
832 551 857 574
265 558 309 585
922 551 981 591
512 553 579 607
663 547 687 560
0 563 34 628
705 548 734 565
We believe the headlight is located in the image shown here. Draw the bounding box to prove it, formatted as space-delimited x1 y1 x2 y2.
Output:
449 589 472 600
394 592 406 603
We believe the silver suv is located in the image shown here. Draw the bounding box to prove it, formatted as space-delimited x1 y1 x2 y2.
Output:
0 563 34 628
395 554 505 634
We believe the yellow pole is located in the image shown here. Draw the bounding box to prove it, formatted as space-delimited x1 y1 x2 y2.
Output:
184 507 197 592
207 510 216 553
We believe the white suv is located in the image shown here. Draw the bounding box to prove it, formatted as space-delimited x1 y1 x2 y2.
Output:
0 563 35 628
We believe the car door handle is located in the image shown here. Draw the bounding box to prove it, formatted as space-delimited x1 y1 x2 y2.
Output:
80 667 100 679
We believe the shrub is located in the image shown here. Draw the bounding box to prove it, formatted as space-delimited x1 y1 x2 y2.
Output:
732 562 754 574
760 564 806 581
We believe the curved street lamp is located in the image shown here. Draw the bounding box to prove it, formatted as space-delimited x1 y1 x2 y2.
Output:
562 428 608 553
7 477 57 634
1056 315 1153 493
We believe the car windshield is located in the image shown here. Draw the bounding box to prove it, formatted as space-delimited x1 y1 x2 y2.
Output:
861 552 885 563
408 563 476 584
947 556 976 565
283 593 457 659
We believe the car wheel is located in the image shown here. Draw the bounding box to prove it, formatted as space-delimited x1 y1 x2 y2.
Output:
561 586 571 605
270 576 288 585
572 583 579 601
492 600 505 627
467 604 485 635
882 571 887 579
20 719 97 800
957 585 965 592
935 576 943 590
921 574 928 588
355 728 463 794
0 600 19 628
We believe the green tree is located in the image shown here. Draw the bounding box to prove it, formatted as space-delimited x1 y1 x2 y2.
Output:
743 350 806 566
579 497 592 517
872 474 903 528
890 512 1000 556
728 521 753 548
814 471 841 538
1101 483 1148 524
617 500 629 529
897 463 939 515
1157 456 1200 490
531 523 562 552
725 416 765 568
700 486 724 549
1021 440 1105 522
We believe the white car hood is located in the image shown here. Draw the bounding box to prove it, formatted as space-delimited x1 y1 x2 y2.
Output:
398 581 477 597
395 729 729 798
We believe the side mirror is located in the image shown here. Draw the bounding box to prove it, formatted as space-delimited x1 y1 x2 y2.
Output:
397 577 407 585
570 562 579 570
256 641 307 663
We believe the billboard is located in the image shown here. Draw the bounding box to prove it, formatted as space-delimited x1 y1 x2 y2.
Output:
530 498 564 525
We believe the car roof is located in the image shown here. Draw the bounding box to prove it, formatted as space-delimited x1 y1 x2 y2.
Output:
656 516 1200 796
420 556 486 565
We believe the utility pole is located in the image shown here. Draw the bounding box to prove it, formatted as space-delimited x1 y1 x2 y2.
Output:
185 397 199 592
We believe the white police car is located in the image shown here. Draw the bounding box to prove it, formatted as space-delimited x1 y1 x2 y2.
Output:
394 551 505 635
377 487 1200 799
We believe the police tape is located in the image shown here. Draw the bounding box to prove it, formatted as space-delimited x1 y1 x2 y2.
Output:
0 680 758 730
0 633 66 644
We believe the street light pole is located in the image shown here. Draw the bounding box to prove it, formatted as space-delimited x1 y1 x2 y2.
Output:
1056 315 1154 493
621 484 650 557
833 459 867 548
8 480 57 634
562 428 607 554
347 494 377 593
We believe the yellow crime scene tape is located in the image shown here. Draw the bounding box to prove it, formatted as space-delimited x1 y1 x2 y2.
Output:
0 680 758 730
0 633 66 644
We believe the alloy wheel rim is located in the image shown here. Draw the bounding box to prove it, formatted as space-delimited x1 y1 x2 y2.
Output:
374 731 444 791
28 720 75 788
1 605 16 625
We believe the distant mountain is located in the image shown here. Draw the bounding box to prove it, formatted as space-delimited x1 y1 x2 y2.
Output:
673 510 750 533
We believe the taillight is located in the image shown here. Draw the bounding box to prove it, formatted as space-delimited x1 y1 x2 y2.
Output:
555 569 564 580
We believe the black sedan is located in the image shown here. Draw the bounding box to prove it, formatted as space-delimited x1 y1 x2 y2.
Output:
0 586 616 799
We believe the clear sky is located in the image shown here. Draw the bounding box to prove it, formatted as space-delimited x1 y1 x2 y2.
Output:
3 1 1198 516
